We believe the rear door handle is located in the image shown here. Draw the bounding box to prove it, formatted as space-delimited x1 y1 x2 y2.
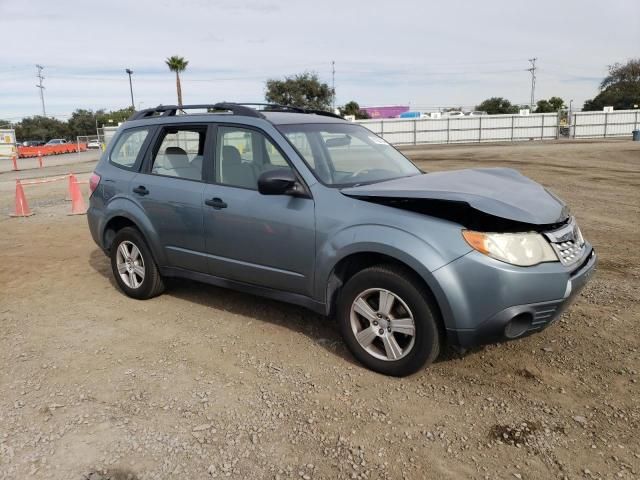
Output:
133 185 149 196
205 197 227 209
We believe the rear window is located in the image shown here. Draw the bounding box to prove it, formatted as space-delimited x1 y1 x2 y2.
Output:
110 128 150 169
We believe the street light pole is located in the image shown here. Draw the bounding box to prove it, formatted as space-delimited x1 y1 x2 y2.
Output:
125 69 135 109
569 99 573 125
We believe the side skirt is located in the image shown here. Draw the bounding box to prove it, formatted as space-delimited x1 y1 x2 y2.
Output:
160 267 327 315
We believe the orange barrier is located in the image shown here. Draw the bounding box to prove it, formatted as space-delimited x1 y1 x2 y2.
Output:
17 143 87 158
8 173 88 217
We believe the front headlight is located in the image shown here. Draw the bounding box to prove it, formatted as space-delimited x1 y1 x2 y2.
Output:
462 230 558 267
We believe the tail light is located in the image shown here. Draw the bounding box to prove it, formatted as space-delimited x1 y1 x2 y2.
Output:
89 172 101 193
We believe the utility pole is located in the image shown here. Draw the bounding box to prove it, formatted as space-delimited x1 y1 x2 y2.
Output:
331 60 336 111
125 69 135 109
36 64 46 116
527 58 537 110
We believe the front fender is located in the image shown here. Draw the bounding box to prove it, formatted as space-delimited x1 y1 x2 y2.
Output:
100 196 167 266
315 224 469 325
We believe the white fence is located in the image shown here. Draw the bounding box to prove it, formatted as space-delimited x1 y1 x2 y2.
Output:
356 113 559 145
571 110 640 138
356 110 640 146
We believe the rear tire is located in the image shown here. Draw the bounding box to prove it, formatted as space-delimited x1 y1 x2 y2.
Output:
110 227 164 300
337 264 441 376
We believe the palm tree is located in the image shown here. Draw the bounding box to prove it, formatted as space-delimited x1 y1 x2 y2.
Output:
165 56 189 108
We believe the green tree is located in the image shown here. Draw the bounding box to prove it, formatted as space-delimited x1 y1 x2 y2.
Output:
548 96 564 111
14 116 70 141
96 107 134 127
535 100 553 113
583 59 640 111
165 55 189 108
67 109 101 138
535 96 565 113
265 72 333 110
339 101 370 119
475 97 520 114
12 107 135 142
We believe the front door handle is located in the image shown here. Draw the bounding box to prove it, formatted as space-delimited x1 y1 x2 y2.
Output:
205 197 227 209
133 185 149 196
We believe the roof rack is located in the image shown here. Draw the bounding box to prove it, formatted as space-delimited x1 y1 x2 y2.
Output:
238 103 344 120
128 102 343 121
128 103 266 121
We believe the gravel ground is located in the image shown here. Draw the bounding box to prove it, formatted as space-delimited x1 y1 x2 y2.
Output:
0 139 638 480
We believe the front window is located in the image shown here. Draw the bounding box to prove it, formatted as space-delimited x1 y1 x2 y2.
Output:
216 126 292 190
278 123 420 186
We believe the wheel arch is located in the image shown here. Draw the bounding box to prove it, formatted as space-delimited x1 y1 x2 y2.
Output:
324 250 453 337
100 202 166 266
103 216 137 250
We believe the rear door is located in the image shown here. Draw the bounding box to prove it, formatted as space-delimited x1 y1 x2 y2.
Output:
202 124 316 295
100 126 153 205
130 124 210 272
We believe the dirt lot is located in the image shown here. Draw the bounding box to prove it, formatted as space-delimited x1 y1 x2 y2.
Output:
1 140 638 480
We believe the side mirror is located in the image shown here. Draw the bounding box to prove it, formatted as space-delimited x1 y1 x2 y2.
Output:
258 168 301 196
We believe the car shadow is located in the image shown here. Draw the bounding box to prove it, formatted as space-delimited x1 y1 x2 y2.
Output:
88 248 359 367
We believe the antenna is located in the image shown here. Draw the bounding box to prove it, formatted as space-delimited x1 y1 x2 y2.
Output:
36 64 46 116
527 58 537 110
331 60 336 111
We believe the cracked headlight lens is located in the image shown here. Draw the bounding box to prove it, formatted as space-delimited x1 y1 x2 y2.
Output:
462 230 558 267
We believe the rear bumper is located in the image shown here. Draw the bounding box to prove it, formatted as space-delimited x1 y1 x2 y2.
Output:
441 247 597 348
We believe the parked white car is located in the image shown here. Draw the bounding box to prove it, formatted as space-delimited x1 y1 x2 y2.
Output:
87 140 101 149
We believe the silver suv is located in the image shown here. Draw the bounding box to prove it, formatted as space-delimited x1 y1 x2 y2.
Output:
87 103 597 376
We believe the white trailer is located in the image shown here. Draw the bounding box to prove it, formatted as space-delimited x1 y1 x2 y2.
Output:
0 129 17 160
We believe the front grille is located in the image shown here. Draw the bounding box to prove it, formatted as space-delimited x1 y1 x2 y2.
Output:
544 216 586 266
550 239 586 266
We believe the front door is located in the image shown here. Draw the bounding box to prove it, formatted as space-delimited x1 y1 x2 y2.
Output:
132 124 210 272
202 125 315 295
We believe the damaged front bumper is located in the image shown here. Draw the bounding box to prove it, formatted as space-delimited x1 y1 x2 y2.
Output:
433 245 597 348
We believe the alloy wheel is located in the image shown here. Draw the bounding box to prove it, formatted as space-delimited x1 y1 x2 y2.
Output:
349 288 416 361
115 240 145 289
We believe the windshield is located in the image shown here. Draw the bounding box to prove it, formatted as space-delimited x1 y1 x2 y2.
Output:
277 123 421 187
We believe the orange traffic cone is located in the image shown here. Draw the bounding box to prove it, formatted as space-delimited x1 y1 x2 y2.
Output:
10 180 34 217
68 174 87 215
11 154 19 171
37 152 43 168
65 173 73 200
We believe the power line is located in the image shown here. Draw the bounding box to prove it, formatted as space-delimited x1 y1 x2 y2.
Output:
36 64 46 116
527 58 537 110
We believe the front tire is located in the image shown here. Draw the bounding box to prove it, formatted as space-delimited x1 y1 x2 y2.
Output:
337 265 441 376
110 227 164 300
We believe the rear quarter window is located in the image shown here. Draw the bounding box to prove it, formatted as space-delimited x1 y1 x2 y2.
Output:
110 128 150 169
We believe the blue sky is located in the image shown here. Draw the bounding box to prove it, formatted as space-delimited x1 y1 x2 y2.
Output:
0 0 638 120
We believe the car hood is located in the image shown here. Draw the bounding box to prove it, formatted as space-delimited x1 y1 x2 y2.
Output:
340 168 569 225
